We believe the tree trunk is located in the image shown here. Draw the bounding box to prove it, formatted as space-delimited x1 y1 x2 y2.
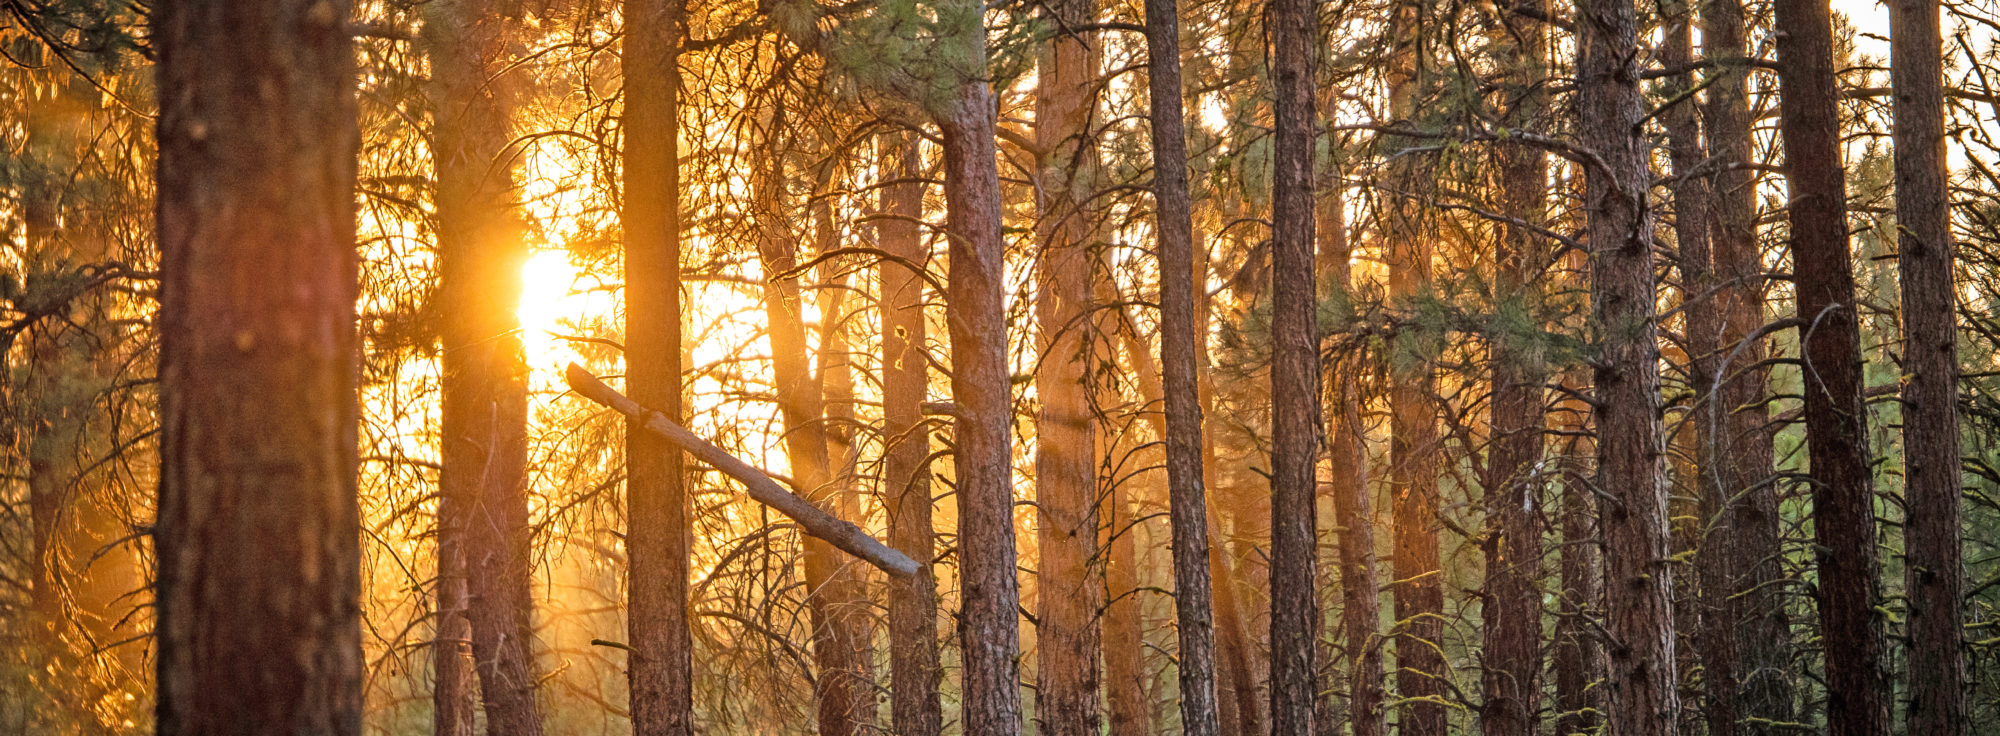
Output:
622 0 694 730
152 0 363 729
21 152 75 647
427 2 547 731
1268 0 1319 730
1479 5 1550 732
1033 3 1106 730
814 159 883 734
932 3 1025 728
1550 365 1605 736
1104 445 1152 736
1100 285 1153 736
1893 0 1967 732
1701 0 1796 725
1660 5 1738 734
1772 1 1892 733
434 518 476 736
1140 0 1220 728
1316 174 1384 736
1577 0 1680 731
879 130 944 736
1379 7 1446 732
751 110 874 736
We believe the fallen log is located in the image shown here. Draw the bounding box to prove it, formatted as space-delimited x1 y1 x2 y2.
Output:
565 363 922 578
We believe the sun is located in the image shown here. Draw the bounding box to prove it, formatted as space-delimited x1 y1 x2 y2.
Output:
517 249 586 385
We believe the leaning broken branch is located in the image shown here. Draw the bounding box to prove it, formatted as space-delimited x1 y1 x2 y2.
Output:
565 363 923 578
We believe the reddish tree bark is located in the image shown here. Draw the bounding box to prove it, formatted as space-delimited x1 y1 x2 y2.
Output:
1577 0 1680 731
1772 0 1892 733
1893 0 1967 732
1103 452 1152 736
1141 0 1220 729
879 130 944 736
622 0 694 730
1658 5 1741 734
152 0 363 730
1268 0 1319 729
1479 5 1550 732
1701 0 1797 726
1033 2 1106 730
751 107 874 736
1378 7 1446 732
931 3 1025 728
1551 365 1606 736
1315 174 1384 736
427 2 547 731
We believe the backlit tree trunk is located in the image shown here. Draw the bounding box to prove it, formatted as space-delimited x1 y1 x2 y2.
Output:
1577 0 1679 730
1103 428 1151 736
1317 174 1384 736
813 157 882 735
1033 3 1106 730
1382 5 1446 725
152 0 363 729
427 1 546 731
879 130 944 736
1551 364 1605 736
751 107 873 736
1772 0 1892 732
1893 0 1966 732
622 0 694 730
1660 6 1737 734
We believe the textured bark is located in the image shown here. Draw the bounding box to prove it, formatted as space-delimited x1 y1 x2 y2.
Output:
1141 0 1219 729
433 519 476 736
1122 300 1253 736
1268 0 1319 730
751 118 876 736
1700 0 1795 725
1577 0 1679 731
1479 6 1549 732
622 0 694 729
932 4 1025 727
1659 6 1736 734
1033 3 1106 730
1550 367 1605 736
880 131 945 736
427 2 546 731
152 0 363 729
1893 1 1967 732
1772 1 1892 733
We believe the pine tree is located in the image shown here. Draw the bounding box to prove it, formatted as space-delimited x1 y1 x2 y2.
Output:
152 0 363 729
1577 0 1679 730
622 0 694 730
1893 0 1967 731
1773 0 1892 732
